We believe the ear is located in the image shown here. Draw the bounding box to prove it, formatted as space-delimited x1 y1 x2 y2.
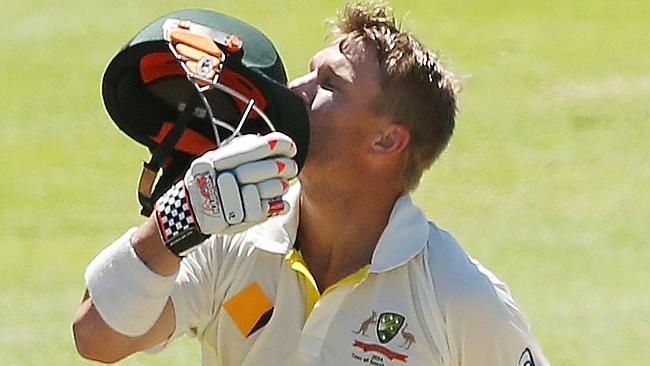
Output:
372 124 410 155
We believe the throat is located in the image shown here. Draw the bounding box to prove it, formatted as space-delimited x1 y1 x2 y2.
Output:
295 179 400 293
297 215 379 291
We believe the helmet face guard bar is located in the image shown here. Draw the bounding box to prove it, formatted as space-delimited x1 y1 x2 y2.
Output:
163 18 278 145
137 18 281 216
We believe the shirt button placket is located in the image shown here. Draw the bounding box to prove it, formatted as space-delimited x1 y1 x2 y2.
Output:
296 286 355 361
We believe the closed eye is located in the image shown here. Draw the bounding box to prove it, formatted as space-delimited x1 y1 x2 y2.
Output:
319 77 336 92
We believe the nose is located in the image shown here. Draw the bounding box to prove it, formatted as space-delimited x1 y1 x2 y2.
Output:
288 71 317 108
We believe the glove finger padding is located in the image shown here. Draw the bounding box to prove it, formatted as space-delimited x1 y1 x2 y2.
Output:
207 132 297 171
257 178 289 199
263 198 289 216
241 184 264 223
155 132 298 257
234 158 298 183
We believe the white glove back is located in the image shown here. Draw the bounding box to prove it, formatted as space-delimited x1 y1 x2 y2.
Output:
154 132 298 256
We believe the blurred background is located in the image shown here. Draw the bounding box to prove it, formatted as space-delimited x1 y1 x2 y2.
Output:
1 0 648 364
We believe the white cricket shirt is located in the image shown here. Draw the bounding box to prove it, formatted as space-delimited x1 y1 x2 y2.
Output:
164 183 549 365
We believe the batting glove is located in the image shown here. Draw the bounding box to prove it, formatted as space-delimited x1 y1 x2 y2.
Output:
153 132 298 256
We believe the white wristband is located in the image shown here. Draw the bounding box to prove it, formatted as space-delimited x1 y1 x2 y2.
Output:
84 228 177 337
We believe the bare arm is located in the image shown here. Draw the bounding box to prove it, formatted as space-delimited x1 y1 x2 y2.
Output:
72 133 299 362
72 217 180 363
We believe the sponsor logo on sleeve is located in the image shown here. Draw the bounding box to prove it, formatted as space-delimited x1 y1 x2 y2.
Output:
223 282 274 338
518 347 536 366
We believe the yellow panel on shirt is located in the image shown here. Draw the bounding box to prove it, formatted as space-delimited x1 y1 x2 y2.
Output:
285 249 369 319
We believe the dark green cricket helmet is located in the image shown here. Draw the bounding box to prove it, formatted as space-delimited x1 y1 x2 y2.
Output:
102 9 309 216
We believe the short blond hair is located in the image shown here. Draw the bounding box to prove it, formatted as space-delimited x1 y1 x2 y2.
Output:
333 1 459 192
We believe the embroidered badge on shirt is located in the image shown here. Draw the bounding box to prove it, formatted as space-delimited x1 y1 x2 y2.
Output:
351 310 416 364
377 312 405 344
223 282 274 337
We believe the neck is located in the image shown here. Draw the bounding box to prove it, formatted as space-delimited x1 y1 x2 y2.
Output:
297 177 401 290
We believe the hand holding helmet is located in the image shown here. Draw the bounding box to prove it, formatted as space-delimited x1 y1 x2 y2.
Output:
154 132 298 256
102 9 309 217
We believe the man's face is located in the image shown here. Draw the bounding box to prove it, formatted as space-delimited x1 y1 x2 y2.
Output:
289 37 386 183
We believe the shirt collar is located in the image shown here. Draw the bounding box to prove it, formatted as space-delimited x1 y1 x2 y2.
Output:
249 182 429 273
368 194 429 272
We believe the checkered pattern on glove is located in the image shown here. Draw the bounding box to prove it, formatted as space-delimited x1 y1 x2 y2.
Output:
154 181 209 256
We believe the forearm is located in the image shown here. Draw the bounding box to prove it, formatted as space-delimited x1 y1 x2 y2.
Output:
73 291 176 363
73 219 181 361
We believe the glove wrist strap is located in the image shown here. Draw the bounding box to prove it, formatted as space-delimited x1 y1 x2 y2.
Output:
154 181 209 257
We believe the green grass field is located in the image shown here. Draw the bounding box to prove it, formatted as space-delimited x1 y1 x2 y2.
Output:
1 0 648 364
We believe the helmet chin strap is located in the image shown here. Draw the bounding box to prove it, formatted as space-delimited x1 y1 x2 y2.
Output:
138 18 280 217
138 92 202 216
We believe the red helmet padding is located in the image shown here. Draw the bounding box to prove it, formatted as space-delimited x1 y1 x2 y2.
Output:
150 122 218 156
139 52 267 118
139 52 185 84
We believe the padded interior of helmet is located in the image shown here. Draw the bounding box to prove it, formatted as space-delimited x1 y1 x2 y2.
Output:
134 51 274 156
139 52 185 83
139 52 268 117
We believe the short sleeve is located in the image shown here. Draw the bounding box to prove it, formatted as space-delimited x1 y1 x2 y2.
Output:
445 261 549 366
168 236 223 341
427 226 550 366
